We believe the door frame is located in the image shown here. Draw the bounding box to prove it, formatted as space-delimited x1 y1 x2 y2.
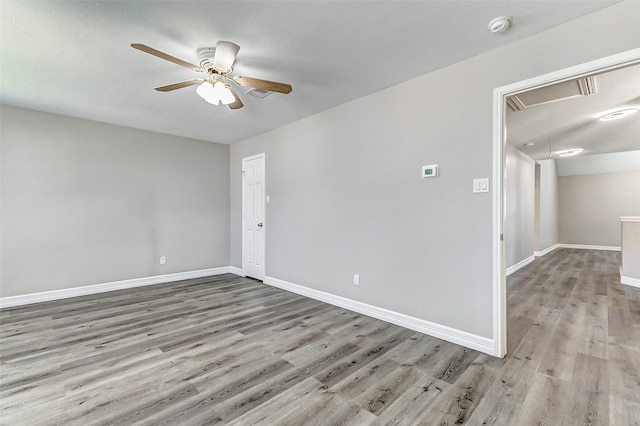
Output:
242 153 266 279
492 48 640 357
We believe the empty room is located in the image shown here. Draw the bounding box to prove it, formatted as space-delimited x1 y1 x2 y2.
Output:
1 1 639 425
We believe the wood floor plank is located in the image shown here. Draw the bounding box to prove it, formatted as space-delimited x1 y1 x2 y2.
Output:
327 357 417 416
312 328 414 388
608 342 640 404
267 382 378 426
1 249 639 424
223 377 324 426
384 332 460 373
465 365 535 425
497 307 562 378
610 395 640 426
578 312 609 359
537 296 586 382
561 352 610 426
369 377 452 425
511 373 571 425
428 361 495 424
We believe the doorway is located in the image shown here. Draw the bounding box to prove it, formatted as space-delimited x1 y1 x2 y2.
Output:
492 48 640 357
242 153 266 280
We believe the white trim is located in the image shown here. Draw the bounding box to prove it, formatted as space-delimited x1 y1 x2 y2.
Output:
229 266 246 276
241 153 266 281
534 244 559 257
263 276 496 356
620 271 640 288
557 244 620 252
0 267 231 309
492 71 507 358
506 255 535 276
620 216 640 223
241 153 266 163
492 48 640 360
534 243 620 254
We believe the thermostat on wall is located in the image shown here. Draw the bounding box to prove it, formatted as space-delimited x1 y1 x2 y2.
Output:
422 165 438 178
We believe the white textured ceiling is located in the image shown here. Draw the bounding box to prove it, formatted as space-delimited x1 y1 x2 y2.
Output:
0 1 621 145
508 64 640 161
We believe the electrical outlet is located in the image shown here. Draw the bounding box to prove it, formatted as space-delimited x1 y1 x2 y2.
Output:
160 256 166 265
353 274 359 286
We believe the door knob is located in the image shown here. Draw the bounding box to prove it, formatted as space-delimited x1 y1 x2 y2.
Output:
257 223 263 227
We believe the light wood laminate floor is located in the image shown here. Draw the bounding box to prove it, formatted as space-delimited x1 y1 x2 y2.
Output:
1 249 639 425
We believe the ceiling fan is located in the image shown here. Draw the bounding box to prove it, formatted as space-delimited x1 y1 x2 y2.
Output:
131 41 292 110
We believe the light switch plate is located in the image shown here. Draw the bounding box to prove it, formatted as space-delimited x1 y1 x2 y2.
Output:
473 178 489 193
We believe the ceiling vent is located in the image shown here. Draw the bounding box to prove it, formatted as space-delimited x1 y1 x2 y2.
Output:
507 76 597 111
246 87 272 99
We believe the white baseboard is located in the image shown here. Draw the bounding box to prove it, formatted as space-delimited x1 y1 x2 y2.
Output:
620 268 640 288
263 276 496 357
557 244 621 251
229 266 245 277
0 267 232 309
533 244 620 257
534 244 559 257
506 255 535 276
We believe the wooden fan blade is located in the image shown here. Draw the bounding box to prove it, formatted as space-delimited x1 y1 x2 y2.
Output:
131 43 202 72
213 41 240 73
227 85 244 110
234 76 292 94
154 79 204 92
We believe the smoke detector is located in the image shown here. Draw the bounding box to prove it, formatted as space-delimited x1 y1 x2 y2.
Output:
489 16 512 33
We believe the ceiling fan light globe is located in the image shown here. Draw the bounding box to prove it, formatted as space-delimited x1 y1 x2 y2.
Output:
212 81 235 105
196 82 216 102
196 81 235 105
221 88 236 105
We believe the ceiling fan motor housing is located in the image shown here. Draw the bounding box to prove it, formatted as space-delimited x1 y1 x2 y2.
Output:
197 47 219 73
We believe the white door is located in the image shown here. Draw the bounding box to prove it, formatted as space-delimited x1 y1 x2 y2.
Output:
242 154 266 280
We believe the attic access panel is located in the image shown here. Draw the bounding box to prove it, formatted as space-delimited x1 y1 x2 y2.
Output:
507 76 597 111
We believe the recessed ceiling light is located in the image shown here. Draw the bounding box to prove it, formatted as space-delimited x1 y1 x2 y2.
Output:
523 142 535 147
557 149 584 157
599 107 638 121
489 16 512 33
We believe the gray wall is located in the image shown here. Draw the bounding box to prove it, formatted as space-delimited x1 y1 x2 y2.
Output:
1 105 230 297
230 2 640 339
505 144 535 268
621 221 640 280
559 171 640 247
557 150 640 176
536 159 559 252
